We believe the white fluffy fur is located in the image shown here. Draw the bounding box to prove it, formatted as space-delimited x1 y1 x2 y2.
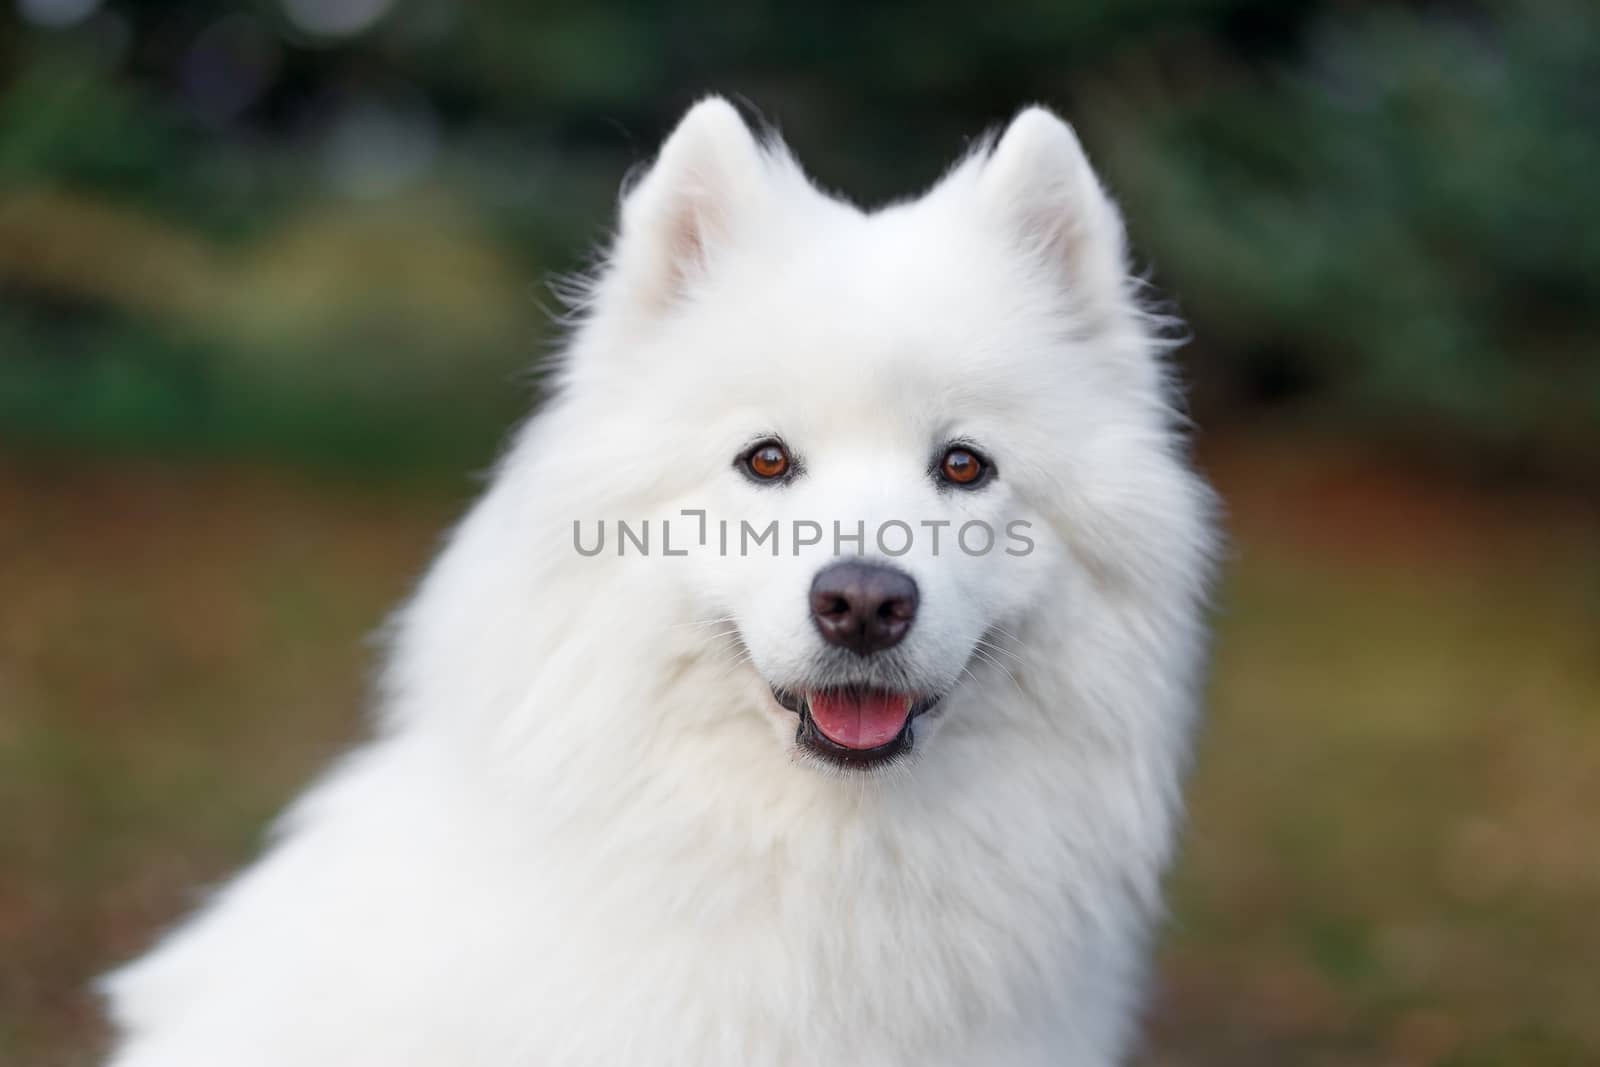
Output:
101 99 1218 1066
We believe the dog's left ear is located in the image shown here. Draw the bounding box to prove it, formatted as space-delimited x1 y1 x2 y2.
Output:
979 108 1129 323
605 97 769 320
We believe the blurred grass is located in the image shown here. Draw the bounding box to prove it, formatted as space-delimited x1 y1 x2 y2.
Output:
4 0 1600 478
1148 446 1600 1066
0 446 1597 1066
0 184 543 472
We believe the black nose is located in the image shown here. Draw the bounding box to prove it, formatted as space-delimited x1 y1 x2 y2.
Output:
809 562 919 655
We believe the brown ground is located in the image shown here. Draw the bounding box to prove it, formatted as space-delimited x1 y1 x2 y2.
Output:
1 442 1596 1066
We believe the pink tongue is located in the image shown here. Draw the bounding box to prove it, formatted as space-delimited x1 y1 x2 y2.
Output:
807 691 913 750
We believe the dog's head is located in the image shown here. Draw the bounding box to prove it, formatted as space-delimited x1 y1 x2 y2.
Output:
547 99 1213 773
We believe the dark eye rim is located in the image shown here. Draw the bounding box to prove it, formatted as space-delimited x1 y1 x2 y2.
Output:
932 441 995 490
736 438 801 485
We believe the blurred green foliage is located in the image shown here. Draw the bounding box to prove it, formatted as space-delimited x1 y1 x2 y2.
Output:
0 0 1595 473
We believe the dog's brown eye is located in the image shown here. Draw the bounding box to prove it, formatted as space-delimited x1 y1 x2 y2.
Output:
939 447 985 487
745 443 791 481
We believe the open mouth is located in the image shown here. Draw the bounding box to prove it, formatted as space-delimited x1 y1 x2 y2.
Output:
771 686 941 769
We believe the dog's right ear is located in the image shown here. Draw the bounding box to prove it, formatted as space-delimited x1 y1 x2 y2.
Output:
602 97 768 320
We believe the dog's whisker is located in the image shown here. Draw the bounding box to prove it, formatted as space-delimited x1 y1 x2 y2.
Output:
971 646 1024 697
671 615 739 633
985 624 1033 655
976 637 1025 664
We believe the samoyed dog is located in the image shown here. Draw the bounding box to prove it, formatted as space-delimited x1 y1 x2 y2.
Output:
102 99 1217 1066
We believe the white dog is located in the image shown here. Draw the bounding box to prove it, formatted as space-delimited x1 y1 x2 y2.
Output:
102 98 1217 1066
